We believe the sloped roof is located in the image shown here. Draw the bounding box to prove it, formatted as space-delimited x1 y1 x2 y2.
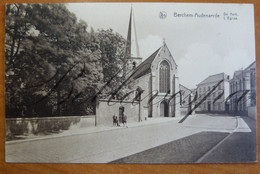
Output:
198 73 228 85
244 61 256 71
179 84 192 92
131 47 161 79
231 61 255 79
233 70 243 78
164 42 177 68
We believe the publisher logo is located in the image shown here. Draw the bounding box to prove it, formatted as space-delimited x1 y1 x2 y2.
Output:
159 11 167 19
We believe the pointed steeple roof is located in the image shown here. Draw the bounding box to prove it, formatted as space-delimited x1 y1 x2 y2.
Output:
125 6 140 58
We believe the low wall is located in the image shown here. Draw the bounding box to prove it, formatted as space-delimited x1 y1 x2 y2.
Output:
6 116 95 140
180 107 188 116
248 106 257 120
180 106 195 116
96 99 139 126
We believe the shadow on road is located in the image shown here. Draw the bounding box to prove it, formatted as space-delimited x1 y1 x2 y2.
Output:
110 131 229 164
111 117 257 164
201 116 257 163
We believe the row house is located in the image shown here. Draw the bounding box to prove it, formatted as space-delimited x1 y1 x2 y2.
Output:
229 61 256 116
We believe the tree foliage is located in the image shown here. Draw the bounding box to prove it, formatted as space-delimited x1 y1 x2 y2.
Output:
96 29 129 99
5 4 127 117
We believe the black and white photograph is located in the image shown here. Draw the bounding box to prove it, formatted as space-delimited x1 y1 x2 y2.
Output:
5 2 257 163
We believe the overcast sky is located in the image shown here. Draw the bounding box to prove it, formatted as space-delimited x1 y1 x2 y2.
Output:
67 3 255 89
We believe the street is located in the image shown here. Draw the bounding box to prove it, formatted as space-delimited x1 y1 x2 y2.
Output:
5 114 256 163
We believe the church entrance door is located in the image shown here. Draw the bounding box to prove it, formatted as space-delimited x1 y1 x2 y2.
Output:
160 100 169 117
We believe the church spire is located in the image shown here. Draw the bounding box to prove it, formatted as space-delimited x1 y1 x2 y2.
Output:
125 6 140 58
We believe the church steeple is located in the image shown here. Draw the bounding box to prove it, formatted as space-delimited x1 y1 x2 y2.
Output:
125 6 140 58
124 6 142 72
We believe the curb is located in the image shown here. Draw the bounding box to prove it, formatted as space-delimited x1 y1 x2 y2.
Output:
6 117 181 145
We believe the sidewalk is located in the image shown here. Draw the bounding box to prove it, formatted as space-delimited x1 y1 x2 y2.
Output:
6 116 183 145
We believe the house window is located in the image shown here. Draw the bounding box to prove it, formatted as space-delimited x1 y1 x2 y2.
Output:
159 60 170 93
251 72 256 89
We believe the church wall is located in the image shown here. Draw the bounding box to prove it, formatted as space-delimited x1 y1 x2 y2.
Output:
149 44 180 117
96 99 139 126
174 78 181 117
134 73 151 121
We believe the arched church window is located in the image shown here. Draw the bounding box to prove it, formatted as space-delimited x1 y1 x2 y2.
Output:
159 60 170 93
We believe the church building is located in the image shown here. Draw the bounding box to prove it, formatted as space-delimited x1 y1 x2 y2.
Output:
96 7 182 126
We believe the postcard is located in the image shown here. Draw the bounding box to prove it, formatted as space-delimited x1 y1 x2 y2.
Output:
5 2 256 163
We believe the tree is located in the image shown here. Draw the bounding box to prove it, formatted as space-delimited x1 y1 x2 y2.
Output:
5 4 104 117
96 29 129 99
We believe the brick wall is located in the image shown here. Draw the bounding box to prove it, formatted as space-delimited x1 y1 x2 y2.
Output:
96 99 140 126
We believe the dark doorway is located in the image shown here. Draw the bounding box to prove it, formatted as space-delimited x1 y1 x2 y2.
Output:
119 106 125 123
160 100 169 117
208 102 211 112
225 103 229 113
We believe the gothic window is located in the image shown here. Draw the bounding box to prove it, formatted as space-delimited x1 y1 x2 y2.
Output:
159 61 170 93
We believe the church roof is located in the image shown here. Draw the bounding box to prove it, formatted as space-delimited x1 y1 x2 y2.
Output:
132 47 160 79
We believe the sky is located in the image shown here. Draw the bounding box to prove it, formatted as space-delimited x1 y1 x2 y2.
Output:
67 3 255 89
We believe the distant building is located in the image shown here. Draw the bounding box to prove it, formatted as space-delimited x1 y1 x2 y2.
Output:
229 61 256 116
179 84 194 115
195 73 230 113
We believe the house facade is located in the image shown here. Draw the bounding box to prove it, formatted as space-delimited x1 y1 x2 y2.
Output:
229 61 256 116
195 73 230 113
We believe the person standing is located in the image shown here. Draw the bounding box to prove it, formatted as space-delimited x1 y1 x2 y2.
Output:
113 114 117 126
123 114 128 128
